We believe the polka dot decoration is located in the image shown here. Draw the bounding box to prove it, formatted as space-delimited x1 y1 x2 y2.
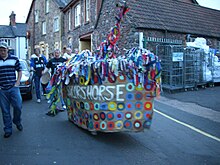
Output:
126 102 134 111
115 121 123 129
144 102 153 110
84 102 90 111
126 92 134 100
107 112 114 120
107 121 115 130
100 103 108 111
108 102 117 111
94 103 100 111
100 121 107 130
117 103 125 111
116 112 124 120
135 92 143 100
134 111 143 120
135 101 143 110
126 83 135 92
124 120 132 129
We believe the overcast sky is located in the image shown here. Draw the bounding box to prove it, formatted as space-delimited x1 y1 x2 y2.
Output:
0 0 219 25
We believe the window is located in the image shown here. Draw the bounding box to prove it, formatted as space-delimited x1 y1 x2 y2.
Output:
35 10 39 23
75 4 81 27
68 11 71 31
54 17 59 32
85 0 90 22
42 21 46 35
45 0 49 13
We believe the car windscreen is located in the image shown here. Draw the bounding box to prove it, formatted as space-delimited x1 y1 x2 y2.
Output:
20 61 28 71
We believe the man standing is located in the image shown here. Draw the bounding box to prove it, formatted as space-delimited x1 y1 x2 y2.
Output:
43 49 67 116
0 41 23 138
30 48 47 103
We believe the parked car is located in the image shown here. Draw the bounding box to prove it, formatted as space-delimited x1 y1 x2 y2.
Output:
19 59 34 99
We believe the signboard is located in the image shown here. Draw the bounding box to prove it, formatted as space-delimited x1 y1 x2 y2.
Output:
172 52 184 62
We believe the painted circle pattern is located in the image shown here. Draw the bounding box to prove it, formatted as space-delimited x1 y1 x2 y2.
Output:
135 101 143 110
126 83 135 91
117 103 125 111
94 102 100 111
124 120 132 129
108 102 117 111
125 112 132 119
100 121 107 130
126 92 134 100
84 102 90 110
145 92 153 100
107 112 114 120
135 84 144 91
115 121 123 129
100 103 108 111
93 113 99 121
134 111 143 120
144 102 152 110
135 92 143 100
126 102 134 111
133 120 142 129
107 121 115 130
100 112 106 120
116 112 124 120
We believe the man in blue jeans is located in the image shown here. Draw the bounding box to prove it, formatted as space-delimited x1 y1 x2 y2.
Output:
30 48 47 103
0 41 23 138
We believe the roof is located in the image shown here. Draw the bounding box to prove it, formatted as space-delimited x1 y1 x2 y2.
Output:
127 0 220 38
0 23 26 38
53 0 71 8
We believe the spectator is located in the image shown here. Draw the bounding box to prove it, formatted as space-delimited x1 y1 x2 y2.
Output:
30 48 47 103
42 49 67 116
0 41 23 138
62 47 72 60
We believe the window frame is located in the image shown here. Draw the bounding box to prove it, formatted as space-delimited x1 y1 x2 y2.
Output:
42 21 46 35
85 0 90 22
68 11 71 31
74 4 81 27
35 10 39 23
53 16 59 32
45 0 49 14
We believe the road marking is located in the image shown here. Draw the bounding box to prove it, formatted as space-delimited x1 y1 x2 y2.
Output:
154 109 220 143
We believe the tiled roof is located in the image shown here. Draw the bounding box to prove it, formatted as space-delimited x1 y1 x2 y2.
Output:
127 0 220 38
0 23 26 38
0 26 14 38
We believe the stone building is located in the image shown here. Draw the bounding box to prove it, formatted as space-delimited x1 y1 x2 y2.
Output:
26 0 71 58
27 0 220 57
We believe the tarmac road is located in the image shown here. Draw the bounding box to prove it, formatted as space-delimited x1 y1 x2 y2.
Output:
0 85 219 165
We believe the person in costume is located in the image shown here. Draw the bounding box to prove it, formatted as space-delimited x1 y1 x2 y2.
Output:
0 41 23 138
30 48 47 103
42 49 67 116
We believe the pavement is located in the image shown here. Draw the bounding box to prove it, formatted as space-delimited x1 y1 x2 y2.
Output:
158 83 220 112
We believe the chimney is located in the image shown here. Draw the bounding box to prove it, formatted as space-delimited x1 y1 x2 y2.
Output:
9 11 16 26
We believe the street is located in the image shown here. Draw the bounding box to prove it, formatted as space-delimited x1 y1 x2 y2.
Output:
0 88 220 165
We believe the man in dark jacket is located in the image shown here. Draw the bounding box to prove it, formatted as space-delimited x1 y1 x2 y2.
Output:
30 48 47 103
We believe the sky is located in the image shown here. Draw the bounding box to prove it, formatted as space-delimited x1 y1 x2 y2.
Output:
0 0 220 25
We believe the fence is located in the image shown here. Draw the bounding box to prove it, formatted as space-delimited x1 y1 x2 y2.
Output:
156 45 214 92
